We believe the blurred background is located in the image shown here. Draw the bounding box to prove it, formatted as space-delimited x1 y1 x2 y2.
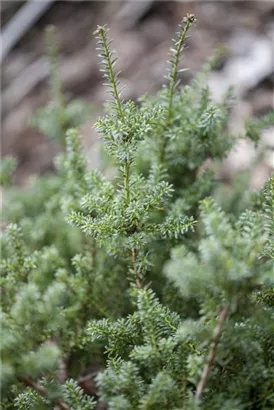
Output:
1 1 273 187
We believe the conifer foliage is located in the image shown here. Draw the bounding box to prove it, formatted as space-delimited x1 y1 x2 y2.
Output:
1 16 274 410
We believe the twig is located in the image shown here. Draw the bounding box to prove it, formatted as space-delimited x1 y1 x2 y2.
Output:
132 248 142 289
21 377 69 410
78 370 99 395
195 304 230 402
58 357 68 384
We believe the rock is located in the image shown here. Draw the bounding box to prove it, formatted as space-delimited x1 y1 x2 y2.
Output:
250 162 272 190
115 0 155 29
208 30 273 101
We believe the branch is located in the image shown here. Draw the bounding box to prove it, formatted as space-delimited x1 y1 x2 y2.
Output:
94 25 124 122
166 13 196 126
21 377 69 410
195 304 230 402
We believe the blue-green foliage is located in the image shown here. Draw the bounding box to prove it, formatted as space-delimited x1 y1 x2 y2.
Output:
86 289 186 409
82 191 273 409
1 17 274 410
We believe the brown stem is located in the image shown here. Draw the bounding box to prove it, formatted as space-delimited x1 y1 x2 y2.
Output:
58 357 68 384
132 248 142 289
195 304 230 402
78 373 94 394
21 377 69 410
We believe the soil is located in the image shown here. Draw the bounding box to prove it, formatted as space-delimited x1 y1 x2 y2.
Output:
1 1 273 186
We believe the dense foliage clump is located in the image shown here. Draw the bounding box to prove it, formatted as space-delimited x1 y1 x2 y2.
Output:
1 16 273 410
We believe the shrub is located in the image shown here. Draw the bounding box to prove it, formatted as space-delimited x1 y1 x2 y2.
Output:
1 16 273 410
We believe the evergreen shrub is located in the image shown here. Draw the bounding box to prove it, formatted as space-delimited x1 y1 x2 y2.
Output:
1 16 273 410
